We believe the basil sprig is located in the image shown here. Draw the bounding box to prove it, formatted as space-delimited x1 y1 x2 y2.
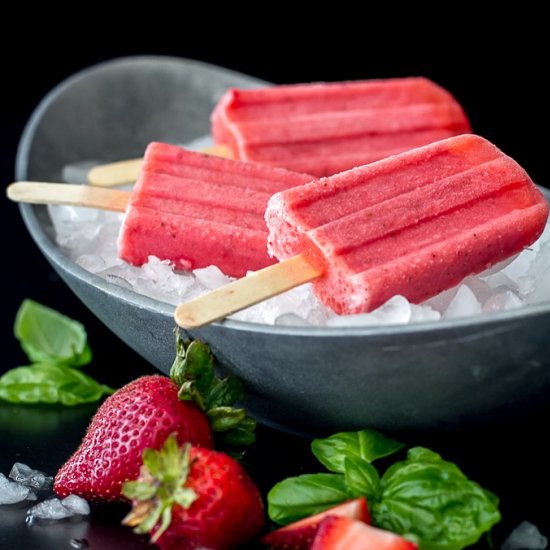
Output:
268 429 500 549
0 300 114 405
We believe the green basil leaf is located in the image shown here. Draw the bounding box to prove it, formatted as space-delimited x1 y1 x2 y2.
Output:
373 447 501 550
0 364 114 405
14 300 92 367
268 473 351 525
344 456 381 502
312 429 404 473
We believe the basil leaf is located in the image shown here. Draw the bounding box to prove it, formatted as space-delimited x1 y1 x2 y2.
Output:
312 429 404 473
344 456 381 502
14 300 92 367
0 364 114 405
268 473 351 525
373 447 501 550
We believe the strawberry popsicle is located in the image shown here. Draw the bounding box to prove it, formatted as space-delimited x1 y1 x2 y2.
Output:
265 134 549 315
212 77 471 177
117 142 313 277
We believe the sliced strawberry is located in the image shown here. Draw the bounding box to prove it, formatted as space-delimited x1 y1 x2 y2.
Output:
262 498 370 550
311 516 418 550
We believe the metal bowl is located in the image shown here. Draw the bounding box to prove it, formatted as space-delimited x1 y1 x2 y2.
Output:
16 56 550 435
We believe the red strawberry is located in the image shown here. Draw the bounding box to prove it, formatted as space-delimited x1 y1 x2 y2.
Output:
262 498 370 550
54 375 213 502
122 435 264 550
310 516 418 550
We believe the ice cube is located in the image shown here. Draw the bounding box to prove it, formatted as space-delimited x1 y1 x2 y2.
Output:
26 498 75 523
26 494 91 525
9 463 53 491
502 521 548 550
0 473 34 505
327 295 417 327
194 265 232 290
75 254 106 274
443 285 482 319
61 495 90 516
483 291 524 313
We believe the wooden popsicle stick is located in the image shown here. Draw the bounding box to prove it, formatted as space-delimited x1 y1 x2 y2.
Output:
6 182 130 212
87 144 233 187
174 254 323 329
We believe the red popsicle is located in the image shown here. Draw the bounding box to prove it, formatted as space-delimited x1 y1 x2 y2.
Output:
212 77 471 177
265 134 548 314
117 142 313 277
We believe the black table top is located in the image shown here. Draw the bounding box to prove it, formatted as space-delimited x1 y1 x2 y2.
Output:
2 30 549 548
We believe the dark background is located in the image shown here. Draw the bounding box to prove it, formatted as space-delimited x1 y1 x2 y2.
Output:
1 18 548 548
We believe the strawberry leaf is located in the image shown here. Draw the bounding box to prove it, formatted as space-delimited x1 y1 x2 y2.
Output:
216 416 257 447
170 333 256 449
207 407 247 431
122 481 157 501
123 436 199 541
142 448 163 479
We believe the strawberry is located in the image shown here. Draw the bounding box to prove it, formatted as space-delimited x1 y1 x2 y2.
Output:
54 337 256 502
310 516 418 550
122 434 264 549
54 375 212 502
262 498 370 550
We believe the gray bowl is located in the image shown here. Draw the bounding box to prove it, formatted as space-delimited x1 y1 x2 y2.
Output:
16 56 550 435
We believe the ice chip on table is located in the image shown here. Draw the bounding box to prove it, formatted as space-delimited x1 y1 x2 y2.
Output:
0 473 36 505
9 463 53 491
265 135 549 316
117 142 313 278
26 495 90 523
502 521 548 550
61 495 90 516
212 77 471 177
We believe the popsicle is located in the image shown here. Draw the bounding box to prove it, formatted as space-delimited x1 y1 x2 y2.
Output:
118 142 314 277
211 77 471 177
7 143 314 278
174 134 548 327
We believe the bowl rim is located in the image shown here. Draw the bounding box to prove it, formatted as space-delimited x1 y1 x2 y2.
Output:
15 54 550 338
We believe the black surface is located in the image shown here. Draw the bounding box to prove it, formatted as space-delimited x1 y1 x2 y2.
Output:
1 22 549 548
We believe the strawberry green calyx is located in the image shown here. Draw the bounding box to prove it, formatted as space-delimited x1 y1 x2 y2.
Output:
170 333 256 448
122 435 197 543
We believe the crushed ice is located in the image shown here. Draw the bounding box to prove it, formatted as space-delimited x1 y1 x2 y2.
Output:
26 495 90 524
47 199 550 327
1 463 89 525
0 473 37 505
9 462 53 490
502 521 548 550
